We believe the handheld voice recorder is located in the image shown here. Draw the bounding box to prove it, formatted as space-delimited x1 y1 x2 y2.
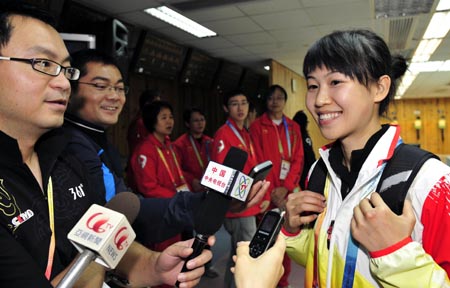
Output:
248 160 273 183
249 209 285 258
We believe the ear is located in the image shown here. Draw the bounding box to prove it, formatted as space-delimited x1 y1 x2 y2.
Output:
373 75 391 103
223 105 229 113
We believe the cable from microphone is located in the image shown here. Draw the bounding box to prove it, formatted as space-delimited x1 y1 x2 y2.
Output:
175 147 248 287
57 192 140 288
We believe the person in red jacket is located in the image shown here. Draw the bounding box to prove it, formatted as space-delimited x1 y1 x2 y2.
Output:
128 100 190 288
173 107 213 193
249 84 304 288
211 89 268 288
127 89 160 154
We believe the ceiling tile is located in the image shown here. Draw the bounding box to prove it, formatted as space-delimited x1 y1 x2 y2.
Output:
223 32 276 46
306 1 371 25
251 9 313 30
204 17 263 35
184 6 245 21
237 0 303 15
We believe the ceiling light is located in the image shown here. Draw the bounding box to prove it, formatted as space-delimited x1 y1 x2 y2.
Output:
422 11 450 38
264 65 270 71
436 0 450 11
144 6 217 38
409 61 445 73
396 72 417 98
438 60 450 71
411 38 442 62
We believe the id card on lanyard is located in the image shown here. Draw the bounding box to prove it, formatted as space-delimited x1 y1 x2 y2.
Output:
274 117 291 180
157 146 190 192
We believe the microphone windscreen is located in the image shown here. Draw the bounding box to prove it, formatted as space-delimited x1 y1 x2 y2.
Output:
194 147 248 235
105 192 140 223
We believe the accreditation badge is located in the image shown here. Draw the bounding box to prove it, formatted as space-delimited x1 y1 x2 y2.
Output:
279 160 291 180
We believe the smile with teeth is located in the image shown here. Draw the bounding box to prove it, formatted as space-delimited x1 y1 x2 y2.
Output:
102 106 118 111
319 112 341 121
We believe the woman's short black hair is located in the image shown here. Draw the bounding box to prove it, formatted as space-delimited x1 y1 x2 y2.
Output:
303 29 407 115
142 100 173 133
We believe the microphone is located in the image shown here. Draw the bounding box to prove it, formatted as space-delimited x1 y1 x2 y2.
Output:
176 147 247 286
57 192 139 288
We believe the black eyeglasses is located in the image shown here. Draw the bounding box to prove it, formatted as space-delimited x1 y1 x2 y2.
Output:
78 82 129 95
0 56 80 80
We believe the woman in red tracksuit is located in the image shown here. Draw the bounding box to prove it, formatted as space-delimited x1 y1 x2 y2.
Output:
211 89 267 288
128 101 190 288
173 107 213 193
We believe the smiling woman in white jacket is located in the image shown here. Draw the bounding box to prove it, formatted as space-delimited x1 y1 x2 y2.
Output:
282 29 450 288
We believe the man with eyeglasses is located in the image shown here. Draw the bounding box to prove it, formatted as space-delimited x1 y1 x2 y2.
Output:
249 84 304 288
63 49 205 245
211 89 268 288
0 3 214 287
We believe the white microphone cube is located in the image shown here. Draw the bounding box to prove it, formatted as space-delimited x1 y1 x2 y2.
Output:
201 161 253 202
67 204 136 269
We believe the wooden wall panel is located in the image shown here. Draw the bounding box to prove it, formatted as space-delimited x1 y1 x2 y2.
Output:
388 98 450 155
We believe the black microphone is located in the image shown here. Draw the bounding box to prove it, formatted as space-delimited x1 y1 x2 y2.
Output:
176 147 247 286
57 192 140 288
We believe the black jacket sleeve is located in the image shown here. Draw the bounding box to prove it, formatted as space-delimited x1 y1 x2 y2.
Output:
133 191 205 243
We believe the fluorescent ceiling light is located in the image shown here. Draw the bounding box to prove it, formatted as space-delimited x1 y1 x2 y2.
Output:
422 11 450 38
396 72 417 98
436 0 450 11
439 60 450 71
411 38 442 62
144 6 217 38
409 61 445 72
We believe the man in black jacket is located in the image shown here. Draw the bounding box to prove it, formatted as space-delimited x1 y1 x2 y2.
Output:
0 3 213 287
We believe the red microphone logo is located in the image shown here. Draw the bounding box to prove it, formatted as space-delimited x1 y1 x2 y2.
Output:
114 227 130 250
86 212 110 233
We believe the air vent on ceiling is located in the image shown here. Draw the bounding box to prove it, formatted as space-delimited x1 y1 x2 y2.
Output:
388 17 415 51
374 0 434 18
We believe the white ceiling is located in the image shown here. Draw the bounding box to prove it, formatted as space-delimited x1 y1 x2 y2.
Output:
73 0 450 99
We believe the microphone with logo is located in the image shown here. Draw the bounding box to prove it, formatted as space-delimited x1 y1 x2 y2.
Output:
57 192 140 288
176 146 250 286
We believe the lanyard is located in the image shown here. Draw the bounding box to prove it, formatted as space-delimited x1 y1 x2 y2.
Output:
226 120 254 157
189 135 205 170
341 138 402 287
312 175 330 288
273 117 292 159
45 177 56 280
156 146 186 189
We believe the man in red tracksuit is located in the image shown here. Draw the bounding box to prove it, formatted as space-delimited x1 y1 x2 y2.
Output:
173 107 213 193
211 90 268 288
250 84 304 288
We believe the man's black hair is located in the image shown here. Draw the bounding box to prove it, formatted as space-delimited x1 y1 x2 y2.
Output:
0 1 56 51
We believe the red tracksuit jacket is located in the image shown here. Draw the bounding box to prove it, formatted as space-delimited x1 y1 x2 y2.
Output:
250 113 304 202
128 134 189 198
211 118 263 218
173 133 213 189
